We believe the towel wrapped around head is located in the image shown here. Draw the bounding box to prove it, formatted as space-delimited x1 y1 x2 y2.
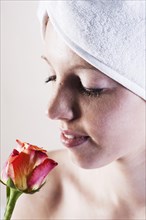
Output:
38 0 145 100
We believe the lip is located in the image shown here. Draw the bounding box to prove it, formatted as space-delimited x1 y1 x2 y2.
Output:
60 130 89 148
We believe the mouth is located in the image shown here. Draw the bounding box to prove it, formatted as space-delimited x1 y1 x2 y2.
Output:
60 130 89 148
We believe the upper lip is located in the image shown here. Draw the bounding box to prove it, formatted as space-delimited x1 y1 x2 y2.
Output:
60 129 88 137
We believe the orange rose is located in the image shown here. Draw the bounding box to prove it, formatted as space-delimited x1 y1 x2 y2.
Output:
1 140 58 192
1 140 58 220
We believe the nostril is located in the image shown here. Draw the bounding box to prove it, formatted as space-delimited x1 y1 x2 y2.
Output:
47 106 74 121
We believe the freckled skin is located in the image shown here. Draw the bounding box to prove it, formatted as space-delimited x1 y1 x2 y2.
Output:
12 21 146 219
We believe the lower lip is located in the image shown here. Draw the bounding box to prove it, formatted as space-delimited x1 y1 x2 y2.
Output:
60 133 89 148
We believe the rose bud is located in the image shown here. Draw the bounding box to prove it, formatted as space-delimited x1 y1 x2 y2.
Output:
1 140 58 193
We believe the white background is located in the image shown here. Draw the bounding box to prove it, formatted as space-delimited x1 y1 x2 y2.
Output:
0 1 62 216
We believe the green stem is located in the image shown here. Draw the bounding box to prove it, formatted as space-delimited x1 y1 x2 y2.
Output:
4 188 22 220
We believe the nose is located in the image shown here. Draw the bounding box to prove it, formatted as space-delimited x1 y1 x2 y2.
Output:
47 85 75 121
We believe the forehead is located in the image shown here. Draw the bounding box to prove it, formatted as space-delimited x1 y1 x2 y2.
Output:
43 21 120 86
44 21 95 70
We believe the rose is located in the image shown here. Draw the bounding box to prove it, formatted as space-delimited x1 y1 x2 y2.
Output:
0 140 58 220
1 139 58 192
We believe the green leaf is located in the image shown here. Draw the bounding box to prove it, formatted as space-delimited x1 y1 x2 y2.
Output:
6 178 16 189
23 181 46 194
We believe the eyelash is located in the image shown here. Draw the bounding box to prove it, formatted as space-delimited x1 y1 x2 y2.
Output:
80 87 103 97
45 75 56 83
45 75 103 97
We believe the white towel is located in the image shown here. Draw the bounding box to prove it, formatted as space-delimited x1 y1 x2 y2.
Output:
38 0 145 100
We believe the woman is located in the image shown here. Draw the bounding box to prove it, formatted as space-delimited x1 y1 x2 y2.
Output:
13 1 145 219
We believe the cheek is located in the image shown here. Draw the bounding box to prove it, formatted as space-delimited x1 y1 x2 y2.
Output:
83 92 144 150
81 95 117 140
88 99 122 144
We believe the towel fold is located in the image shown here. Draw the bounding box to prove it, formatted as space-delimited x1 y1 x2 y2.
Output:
38 0 145 100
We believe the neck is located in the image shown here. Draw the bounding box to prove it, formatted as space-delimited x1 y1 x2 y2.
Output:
117 148 146 205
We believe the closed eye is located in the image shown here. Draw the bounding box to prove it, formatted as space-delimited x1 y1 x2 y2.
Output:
81 87 104 97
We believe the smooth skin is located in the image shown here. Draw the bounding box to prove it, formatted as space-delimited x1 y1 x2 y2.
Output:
12 21 146 219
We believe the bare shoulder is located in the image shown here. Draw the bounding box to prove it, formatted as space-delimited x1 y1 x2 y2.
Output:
45 149 74 194
46 148 75 187
12 149 74 219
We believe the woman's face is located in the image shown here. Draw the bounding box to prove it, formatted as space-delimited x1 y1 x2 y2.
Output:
43 21 145 169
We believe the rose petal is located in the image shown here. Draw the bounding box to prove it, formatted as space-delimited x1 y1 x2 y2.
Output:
1 161 9 183
28 144 47 153
8 152 34 190
30 150 49 167
1 149 19 183
16 139 25 151
22 148 48 168
27 158 58 191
